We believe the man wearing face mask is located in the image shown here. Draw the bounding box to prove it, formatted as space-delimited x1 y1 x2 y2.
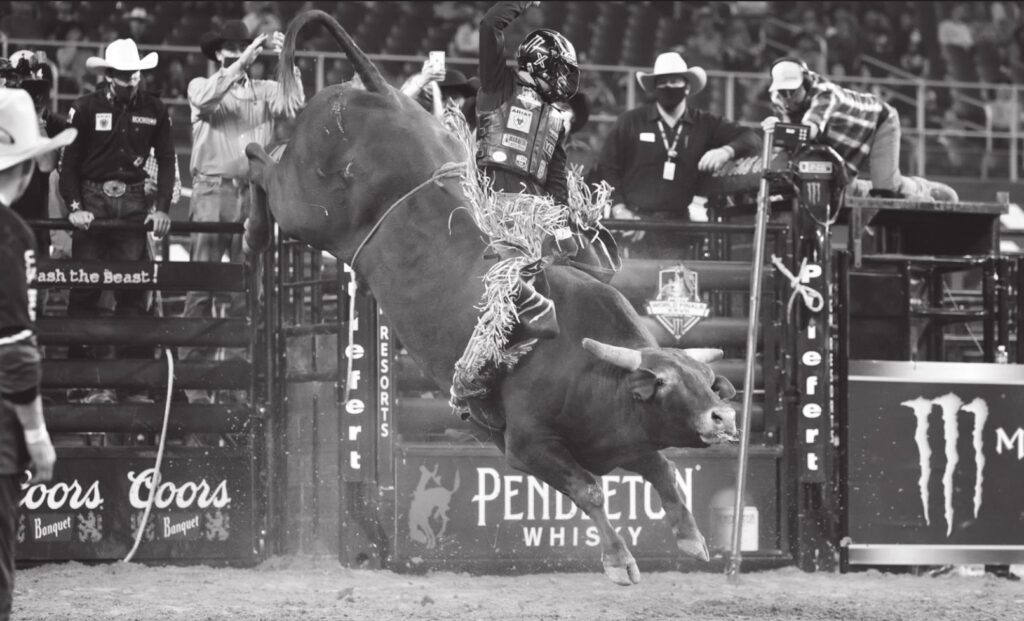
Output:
594 52 760 258
762 57 904 199
58 39 173 405
181 20 304 406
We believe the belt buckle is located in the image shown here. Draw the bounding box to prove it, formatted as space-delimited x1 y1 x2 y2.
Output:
102 180 127 198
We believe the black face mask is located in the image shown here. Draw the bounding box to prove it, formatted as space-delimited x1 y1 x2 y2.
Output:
111 83 136 103
655 86 688 111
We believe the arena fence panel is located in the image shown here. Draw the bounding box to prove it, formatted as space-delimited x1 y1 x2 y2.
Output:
18 219 266 565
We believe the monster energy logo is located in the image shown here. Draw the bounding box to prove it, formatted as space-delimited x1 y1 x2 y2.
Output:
902 393 989 537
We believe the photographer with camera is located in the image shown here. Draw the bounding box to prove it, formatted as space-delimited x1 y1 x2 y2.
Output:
762 57 904 199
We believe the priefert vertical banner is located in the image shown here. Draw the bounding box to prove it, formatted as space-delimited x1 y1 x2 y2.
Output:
341 263 377 483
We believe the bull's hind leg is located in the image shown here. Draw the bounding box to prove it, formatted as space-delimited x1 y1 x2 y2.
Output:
625 452 710 562
506 437 640 586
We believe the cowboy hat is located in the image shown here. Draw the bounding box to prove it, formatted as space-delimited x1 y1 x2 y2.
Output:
86 39 158 72
636 52 707 96
0 89 77 172
123 7 153 22
199 20 255 61
437 69 480 99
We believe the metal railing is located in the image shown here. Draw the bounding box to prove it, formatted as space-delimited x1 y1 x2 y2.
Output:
6 38 1024 181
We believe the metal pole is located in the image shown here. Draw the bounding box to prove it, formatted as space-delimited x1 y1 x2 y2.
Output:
726 124 774 582
916 81 926 178
1011 86 1019 183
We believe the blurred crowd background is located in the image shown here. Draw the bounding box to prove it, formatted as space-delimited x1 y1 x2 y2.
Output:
3 0 1023 181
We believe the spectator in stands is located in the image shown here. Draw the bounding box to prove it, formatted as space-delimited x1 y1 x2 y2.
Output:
684 7 726 71
56 22 92 95
899 28 930 79
594 52 760 258
938 3 974 52
0 88 66 621
723 19 759 72
825 8 860 76
58 39 174 405
182 20 304 405
162 58 188 99
449 6 485 60
0 1 44 41
763 57 905 199
123 7 160 46
403 60 481 133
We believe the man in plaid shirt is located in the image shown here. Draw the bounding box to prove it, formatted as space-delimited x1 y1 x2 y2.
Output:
762 58 903 198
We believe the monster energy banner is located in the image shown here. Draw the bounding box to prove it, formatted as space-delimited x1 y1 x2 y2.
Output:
391 445 782 571
17 447 256 562
846 361 1024 565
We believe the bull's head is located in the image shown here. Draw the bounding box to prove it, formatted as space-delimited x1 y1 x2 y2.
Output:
582 338 740 447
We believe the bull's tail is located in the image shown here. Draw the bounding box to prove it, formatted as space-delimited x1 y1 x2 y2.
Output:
244 143 275 255
278 9 392 102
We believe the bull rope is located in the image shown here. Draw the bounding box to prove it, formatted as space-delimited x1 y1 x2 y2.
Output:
342 161 465 407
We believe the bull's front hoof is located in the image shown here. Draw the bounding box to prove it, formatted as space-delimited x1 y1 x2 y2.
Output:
602 554 641 586
677 536 710 562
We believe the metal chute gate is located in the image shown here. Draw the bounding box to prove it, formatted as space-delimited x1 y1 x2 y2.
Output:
266 215 797 573
19 220 265 564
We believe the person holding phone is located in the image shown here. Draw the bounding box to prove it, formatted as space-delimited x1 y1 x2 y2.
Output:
180 20 304 405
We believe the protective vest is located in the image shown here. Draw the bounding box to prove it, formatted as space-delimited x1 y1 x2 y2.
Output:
477 83 567 186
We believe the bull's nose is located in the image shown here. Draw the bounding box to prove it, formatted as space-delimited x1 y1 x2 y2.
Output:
712 406 737 431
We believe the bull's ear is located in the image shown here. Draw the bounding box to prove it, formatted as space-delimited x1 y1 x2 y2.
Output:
682 348 724 363
712 375 736 400
627 368 662 401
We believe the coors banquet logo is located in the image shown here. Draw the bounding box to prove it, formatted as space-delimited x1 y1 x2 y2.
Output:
902 393 989 537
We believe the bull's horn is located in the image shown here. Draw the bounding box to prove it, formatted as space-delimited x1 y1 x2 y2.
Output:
582 338 641 371
682 348 724 363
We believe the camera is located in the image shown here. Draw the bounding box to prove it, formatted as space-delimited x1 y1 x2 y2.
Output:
771 122 810 150
3 50 53 112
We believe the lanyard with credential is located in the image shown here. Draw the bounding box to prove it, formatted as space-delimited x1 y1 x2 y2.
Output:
657 119 685 181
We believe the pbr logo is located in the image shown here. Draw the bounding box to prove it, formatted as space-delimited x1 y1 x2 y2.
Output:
902 393 989 537
645 266 709 340
408 464 460 550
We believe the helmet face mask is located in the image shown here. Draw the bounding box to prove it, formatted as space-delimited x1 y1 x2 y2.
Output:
517 29 580 104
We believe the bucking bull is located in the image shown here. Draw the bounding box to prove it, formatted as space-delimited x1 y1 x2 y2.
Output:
244 11 739 585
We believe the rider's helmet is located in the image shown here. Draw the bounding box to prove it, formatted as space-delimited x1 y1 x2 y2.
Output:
516 29 580 104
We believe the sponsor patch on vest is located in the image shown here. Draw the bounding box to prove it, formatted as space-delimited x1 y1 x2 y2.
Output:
515 154 528 170
543 138 555 158
501 134 529 152
491 150 508 163
639 132 656 143
132 115 157 126
507 107 533 133
95 113 112 131
537 160 547 180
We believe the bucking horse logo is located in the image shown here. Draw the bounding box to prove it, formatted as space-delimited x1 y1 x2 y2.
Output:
408 464 460 549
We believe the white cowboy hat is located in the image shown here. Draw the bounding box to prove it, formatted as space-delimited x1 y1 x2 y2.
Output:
86 38 158 72
0 89 77 172
636 52 707 96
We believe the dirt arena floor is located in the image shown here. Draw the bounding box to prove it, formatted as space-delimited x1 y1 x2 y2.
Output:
11 556 1023 621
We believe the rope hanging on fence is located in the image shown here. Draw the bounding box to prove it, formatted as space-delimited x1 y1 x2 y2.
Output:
771 254 824 318
122 347 174 563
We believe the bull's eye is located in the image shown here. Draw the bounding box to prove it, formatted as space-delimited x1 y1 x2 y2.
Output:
655 378 665 389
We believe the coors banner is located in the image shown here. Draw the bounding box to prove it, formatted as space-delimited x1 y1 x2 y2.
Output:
845 361 1024 565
